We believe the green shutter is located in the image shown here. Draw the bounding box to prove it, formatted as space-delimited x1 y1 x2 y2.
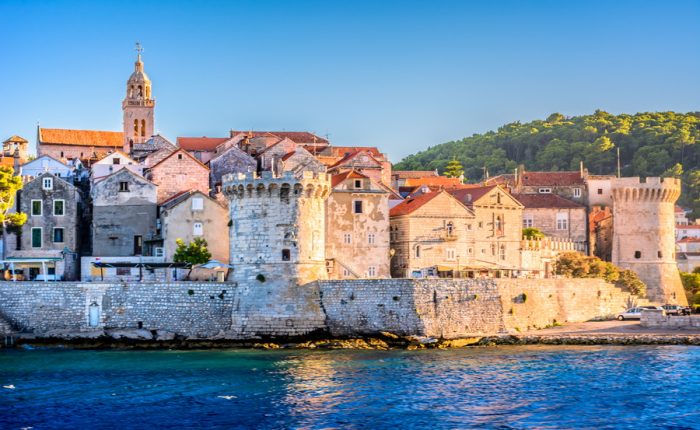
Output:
32 228 42 248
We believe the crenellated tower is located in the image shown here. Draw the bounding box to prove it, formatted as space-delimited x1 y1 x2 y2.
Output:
611 177 686 304
122 43 155 153
223 170 331 286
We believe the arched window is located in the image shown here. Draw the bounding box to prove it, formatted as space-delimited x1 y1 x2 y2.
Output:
495 216 502 231
446 222 454 236
141 119 146 137
415 245 421 258
134 119 139 135
138 85 143 97
499 244 506 260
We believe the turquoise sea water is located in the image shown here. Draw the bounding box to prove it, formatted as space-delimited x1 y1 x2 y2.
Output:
1 346 699 429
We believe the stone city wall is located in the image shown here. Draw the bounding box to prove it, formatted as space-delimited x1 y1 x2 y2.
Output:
641 309 700 328
0 278 639 339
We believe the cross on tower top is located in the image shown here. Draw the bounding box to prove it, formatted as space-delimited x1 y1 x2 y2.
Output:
135 42 143 57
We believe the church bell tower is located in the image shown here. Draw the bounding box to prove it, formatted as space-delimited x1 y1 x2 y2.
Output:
122 42 155 152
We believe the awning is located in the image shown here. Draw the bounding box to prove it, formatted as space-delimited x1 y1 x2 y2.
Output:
194 260 234 270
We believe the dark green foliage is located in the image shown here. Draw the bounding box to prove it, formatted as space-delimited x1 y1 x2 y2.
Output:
256 273 266 283
680 271 700 305
554 252 645 296
522 227 544 239
395 111 700 215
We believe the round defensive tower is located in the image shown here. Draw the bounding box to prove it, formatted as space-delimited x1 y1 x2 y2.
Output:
611 177 686 305
222 170 331 287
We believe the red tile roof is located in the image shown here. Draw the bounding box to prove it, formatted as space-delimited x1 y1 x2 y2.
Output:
177 137 229 151
232 131 328 145
520 171 584 186
331 170 370 188
447 186 498 206
3 135 28 144
39 128 123 148
511 193 584 209
390 191 443 217
403 176 463 187
392 170 438 179
678 224 700 229
678 237 700 243
323 146 382 158
328 150 383 169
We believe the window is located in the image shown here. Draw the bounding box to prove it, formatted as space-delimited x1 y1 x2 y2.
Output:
42 177 53 190
556 213 569 230
282 249 291 261
134 235 143 255
495 216 503 233
141 119 146 137
467 224 472 230
634 251 641 259
658 251 663 258
31 228 42 248
154 247 164 257
343 233 352 244
193 222 203 236
31 200 42 216
523 216 533 228
119 182 129 192
597 188 603 195
573 188 581 198
468 247 473 255
354 179 362 189
53 200 65 216
491 243 496 256
500 244 506 261
446 248 456 260
446 222 454 236
191 198 204 211
53 228 64 243
478 222 483 228
368 233 376 244
113 158 121 165
177 153 184 160
343 268 351 277
367 266 376 277
353 200 363 214
538 188 552 194
415 245 421 258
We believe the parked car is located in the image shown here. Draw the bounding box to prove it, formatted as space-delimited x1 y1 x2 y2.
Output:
661 304 691 316
617 306 663 320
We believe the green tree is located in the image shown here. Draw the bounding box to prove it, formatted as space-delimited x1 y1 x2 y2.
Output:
662 163 683 178
554 252 646 296
522 227 544 239
443 158 464 179
173 238 212 280
0 167 27 260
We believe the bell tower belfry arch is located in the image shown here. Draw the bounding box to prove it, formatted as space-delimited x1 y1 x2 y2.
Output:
122 42 155 152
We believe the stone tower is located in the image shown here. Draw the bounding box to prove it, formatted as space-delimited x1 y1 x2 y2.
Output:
611 177 686 305
223 170 331 287
122 43 155 152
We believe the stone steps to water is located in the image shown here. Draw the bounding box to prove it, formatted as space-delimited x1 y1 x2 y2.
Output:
0 315 15 335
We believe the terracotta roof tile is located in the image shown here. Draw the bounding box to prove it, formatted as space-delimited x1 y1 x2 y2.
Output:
322 146 382 158
511 193 584 209
331 170 369 188
403 176 463 187
678 237 700 243
392 170 438 179
3 135 28 144
39 128 123 147
677 224 700 229
390 191 443 217
232 131 328 145
520 171 584 186
177 137 229 151
447 185 498 206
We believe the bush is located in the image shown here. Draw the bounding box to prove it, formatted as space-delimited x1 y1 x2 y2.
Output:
554 252 646 297
522 227 545 239
256 273 266 283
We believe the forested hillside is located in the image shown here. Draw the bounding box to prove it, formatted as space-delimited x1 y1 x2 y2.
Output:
395 111 700 215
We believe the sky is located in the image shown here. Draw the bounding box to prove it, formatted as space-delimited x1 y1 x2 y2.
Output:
1 0 698 162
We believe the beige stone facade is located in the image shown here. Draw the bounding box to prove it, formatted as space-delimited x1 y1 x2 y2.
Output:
159 191 229 264
390 191 475 278
513 193 587 251
326 171 390 279
146 148 210 203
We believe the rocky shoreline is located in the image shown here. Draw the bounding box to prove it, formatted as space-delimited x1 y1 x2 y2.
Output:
3 329 700 350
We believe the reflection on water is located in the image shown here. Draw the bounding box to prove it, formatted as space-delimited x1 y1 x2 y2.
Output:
1 346 700 429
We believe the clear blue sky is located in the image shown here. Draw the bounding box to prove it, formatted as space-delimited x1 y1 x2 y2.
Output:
1 0 698 162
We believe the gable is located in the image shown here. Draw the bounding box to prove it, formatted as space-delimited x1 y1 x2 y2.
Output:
151 149 210 172
413 191 475 218
472 186 523 208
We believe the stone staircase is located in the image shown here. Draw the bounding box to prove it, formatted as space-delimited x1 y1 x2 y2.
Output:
0 314 15 336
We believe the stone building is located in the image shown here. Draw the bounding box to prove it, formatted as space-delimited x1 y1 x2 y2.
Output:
177 137 230 164
326 171 390 279
586 175 615 208
37 127 123 164
208 145 256 192
90 151 144 181
486 167 587 205
91 169 157 256
157 190 229 263
390 190 475 278
223 170 330 286
512 193 587 251
589 205 613 261
18 155 75 181
448 186 524 274
9 173 81 280
322 148 392 187
2 135 29 170
145 148 210 203
122 43 155 152
611 177 686 305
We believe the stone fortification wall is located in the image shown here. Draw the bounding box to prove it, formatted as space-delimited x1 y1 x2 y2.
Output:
641 310 700 328
0 278 639 340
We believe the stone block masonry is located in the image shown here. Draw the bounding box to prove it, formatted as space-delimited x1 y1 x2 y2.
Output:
0 278 641 340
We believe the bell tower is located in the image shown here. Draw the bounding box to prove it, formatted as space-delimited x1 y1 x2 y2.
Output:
122 42 155 153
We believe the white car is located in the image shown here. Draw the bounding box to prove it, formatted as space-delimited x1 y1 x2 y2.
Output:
616 306 662 320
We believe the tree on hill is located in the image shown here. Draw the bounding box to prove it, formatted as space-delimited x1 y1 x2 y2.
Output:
394 111 700 215
443 158 464 179
174 238 212 280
